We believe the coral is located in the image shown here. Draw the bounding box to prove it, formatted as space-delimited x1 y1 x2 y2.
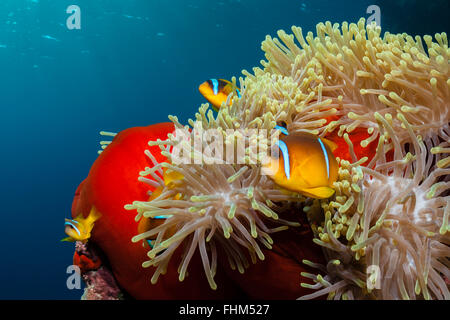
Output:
75 242 124 300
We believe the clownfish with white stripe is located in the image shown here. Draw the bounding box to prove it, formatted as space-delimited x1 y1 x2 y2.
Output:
263 125 339 199
62 207 101 243
198 79 241 111
137 167 183 249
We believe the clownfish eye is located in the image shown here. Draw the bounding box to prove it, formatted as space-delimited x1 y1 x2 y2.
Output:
274 121 289 136
65 220 81 236
277 121 287 128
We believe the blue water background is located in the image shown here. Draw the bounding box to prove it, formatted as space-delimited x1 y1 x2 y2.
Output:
0 0 447 299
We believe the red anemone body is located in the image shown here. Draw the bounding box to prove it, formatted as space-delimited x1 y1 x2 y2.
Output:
71 122 326 299
71 123 237 299
323 116 392 163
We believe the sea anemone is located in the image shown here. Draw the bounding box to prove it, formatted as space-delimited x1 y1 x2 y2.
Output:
125 18 449 298
125 112 304 290
300 114 449 300
259 18 449 146
231 72 337 135
251 17 449 299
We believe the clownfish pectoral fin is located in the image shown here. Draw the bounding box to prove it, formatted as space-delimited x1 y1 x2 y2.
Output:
61 236 76 242
302 186 335 199
321 137 338 152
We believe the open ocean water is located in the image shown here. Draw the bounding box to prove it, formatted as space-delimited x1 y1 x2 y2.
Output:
0 0 448 299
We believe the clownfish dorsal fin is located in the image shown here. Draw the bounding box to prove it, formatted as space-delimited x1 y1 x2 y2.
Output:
218 79 231 85
219 79 238 96
85 207 102 225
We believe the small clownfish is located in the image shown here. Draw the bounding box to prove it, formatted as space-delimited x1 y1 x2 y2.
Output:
137 167 184 249
62 207 101 243
263 126 339 199
198 79 241 112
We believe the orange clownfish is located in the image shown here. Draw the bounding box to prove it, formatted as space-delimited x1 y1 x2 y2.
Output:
198 78 241 112
62 207 101 243
263 126 339 199
137 166 184 249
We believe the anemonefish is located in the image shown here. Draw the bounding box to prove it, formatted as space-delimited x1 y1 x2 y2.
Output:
137 166 184 249
263 126 339 199
62 207 101 243
198 79 241 112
